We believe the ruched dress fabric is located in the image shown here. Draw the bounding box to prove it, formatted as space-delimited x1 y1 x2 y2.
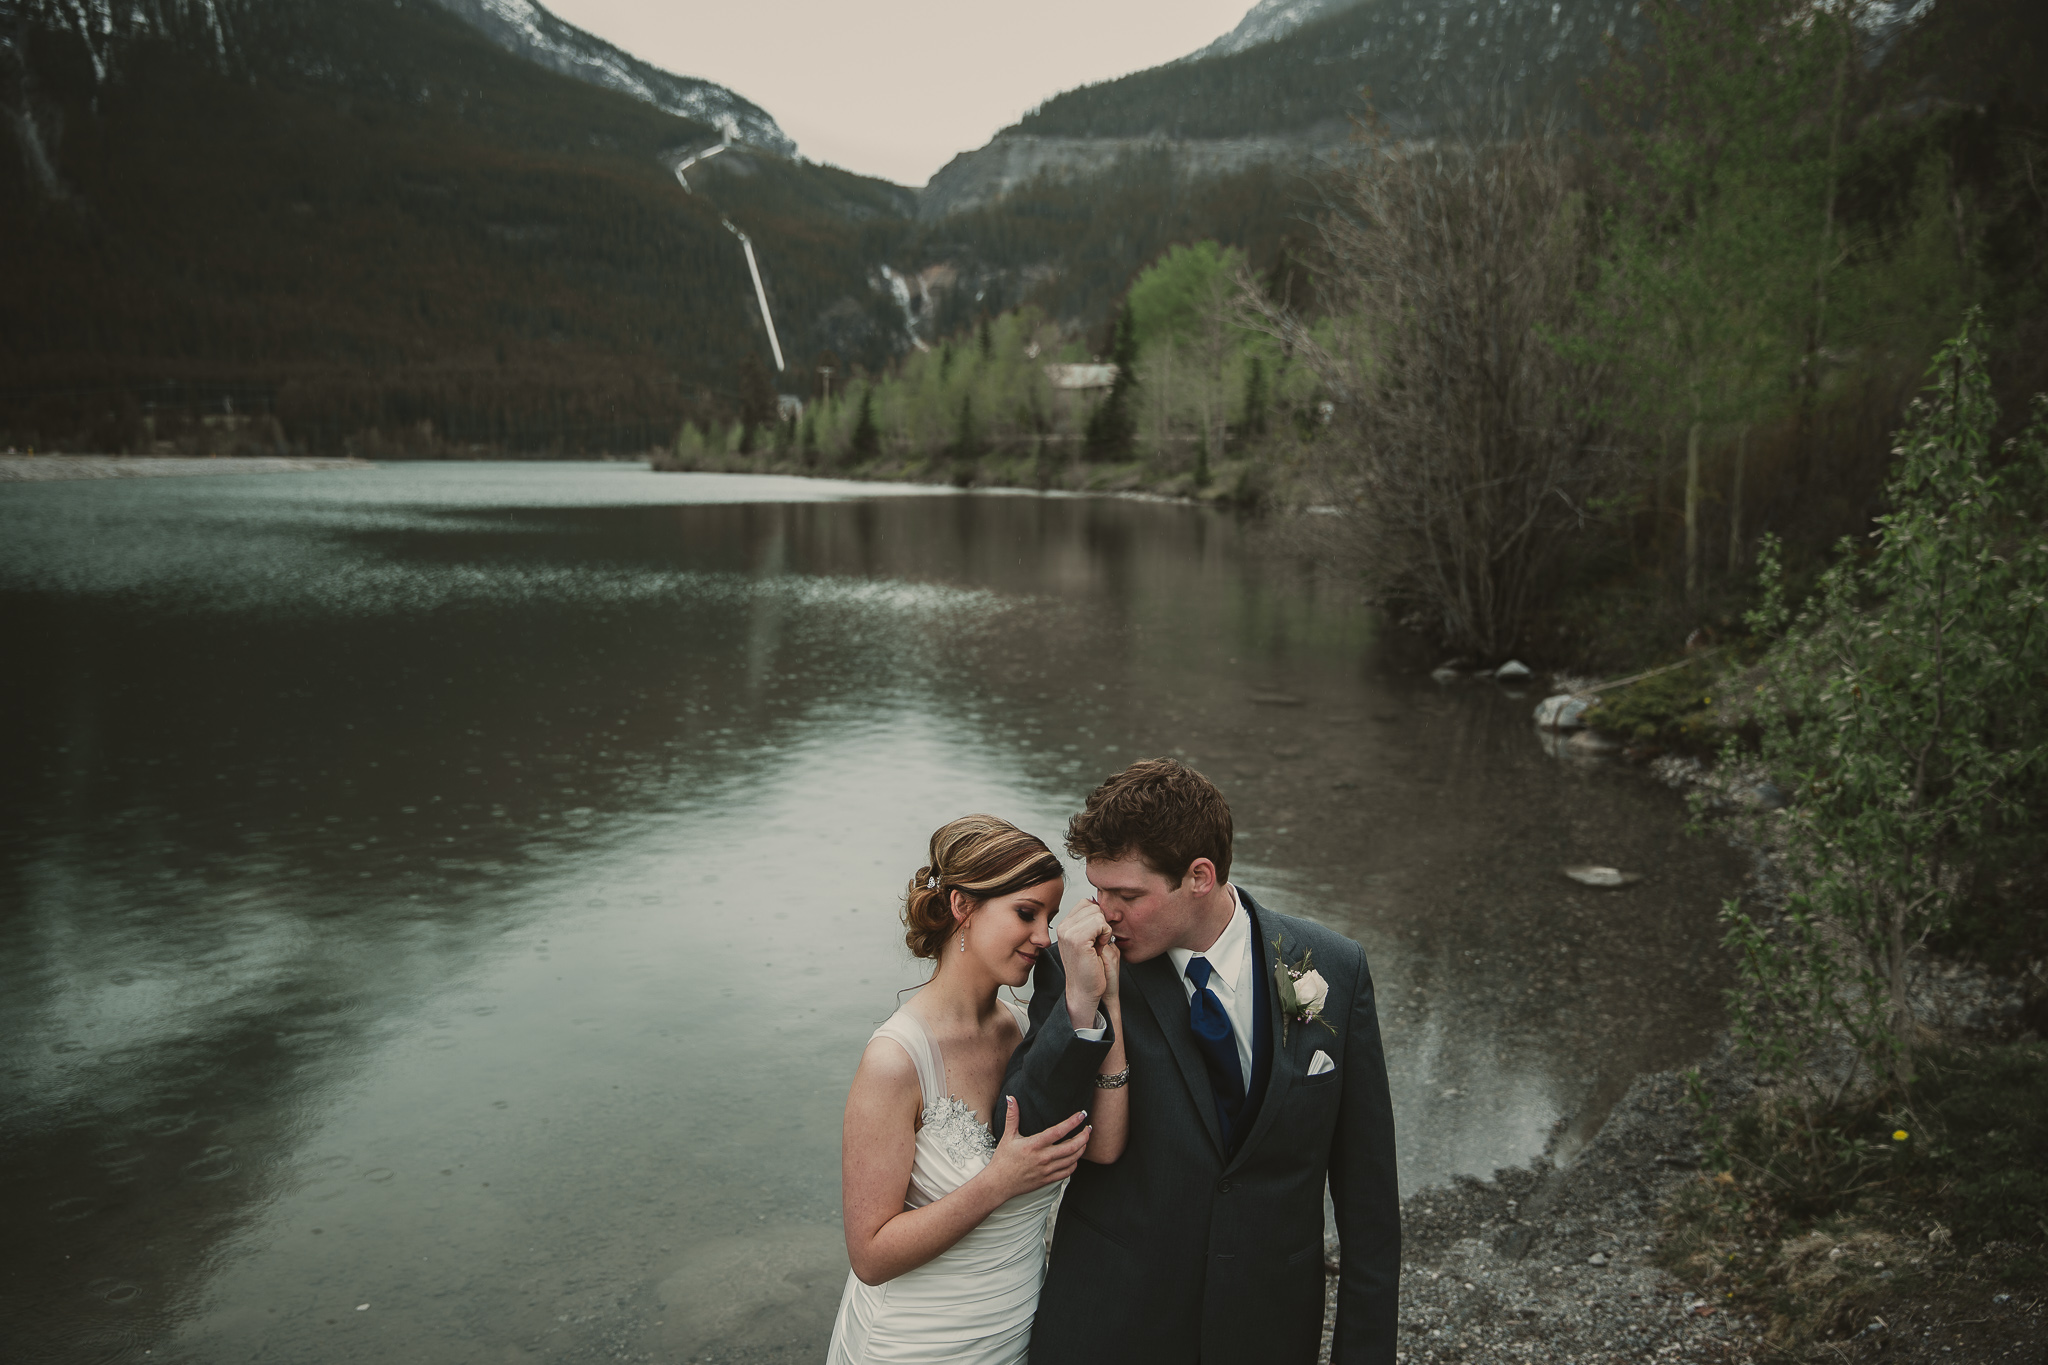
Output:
826 1001 1063 1365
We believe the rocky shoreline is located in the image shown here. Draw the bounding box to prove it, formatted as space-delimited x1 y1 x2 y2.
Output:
1312 690 2041 1365
1301 705 1771 1362
0 455 371 481
1354 1052 1767 1364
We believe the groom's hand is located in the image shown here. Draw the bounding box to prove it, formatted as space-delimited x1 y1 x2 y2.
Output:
1059 899 1113 1027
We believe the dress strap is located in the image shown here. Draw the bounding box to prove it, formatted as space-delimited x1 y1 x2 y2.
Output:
871 1009 944 1109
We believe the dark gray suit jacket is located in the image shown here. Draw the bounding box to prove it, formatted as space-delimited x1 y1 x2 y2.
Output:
1004 891 1399 1364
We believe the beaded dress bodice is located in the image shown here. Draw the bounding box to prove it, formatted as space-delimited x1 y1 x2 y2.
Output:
828 996 1061 1364
883 1001 1024 1210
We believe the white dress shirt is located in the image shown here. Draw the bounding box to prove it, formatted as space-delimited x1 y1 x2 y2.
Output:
1167 885 1255 1088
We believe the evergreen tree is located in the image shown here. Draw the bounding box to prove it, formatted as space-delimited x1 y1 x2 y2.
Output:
952 392 982 459
736 352 777 455
850 385 881 461
1241 354 1268 440
1085 304 1140 460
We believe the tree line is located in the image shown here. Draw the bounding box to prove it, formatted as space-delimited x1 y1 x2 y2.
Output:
1240 0 2047 661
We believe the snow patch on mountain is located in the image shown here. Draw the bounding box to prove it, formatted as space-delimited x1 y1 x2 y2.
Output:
427 0 794 154
1192 0 1363 59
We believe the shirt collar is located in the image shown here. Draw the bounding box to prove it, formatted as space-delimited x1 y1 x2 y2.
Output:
1168 884 1249 990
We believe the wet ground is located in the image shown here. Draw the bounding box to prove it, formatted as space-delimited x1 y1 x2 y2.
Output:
0 464 1744 1363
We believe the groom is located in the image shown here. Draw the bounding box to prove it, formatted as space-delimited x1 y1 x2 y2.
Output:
1006 758 1399 1363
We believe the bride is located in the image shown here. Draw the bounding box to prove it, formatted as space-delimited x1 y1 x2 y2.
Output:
827 814 1129 1364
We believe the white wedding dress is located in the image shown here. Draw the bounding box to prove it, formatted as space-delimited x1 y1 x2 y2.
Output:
826 1000 1063 1365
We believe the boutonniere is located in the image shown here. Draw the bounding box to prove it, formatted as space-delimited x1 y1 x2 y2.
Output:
1270 935 1335 1044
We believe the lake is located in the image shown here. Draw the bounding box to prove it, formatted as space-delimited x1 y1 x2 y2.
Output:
0 463 1740 1364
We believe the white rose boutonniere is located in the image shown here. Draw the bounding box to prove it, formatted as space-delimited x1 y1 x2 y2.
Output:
1270 935 1336 1044
1292 969 1330 1015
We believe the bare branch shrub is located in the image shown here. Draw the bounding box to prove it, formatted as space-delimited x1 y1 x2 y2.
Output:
1243 126 1616 657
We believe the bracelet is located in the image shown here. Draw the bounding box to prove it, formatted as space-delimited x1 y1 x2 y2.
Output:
1093 1066 1131 1090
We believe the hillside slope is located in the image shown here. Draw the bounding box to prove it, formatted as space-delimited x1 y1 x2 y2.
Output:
1 0 911 453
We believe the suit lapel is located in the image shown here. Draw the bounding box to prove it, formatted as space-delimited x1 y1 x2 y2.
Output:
1127 955 1226 1159
1225 894 1300 1173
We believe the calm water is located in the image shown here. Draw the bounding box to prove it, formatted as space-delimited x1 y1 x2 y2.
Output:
0 464 1740 1364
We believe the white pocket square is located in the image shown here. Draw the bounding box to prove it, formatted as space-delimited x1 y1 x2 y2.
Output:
1307 1050 1336 1076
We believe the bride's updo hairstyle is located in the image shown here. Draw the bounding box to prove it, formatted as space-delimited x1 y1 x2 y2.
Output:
904 815 1065 960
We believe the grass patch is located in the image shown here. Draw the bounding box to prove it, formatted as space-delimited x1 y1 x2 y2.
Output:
1665 1041 2048 1351
1581 657 1726 750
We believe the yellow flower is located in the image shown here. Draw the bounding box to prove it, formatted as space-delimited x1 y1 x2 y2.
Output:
1892 1129 1909 1141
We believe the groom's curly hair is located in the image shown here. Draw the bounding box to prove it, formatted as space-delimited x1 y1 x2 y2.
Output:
1066 758 1232 888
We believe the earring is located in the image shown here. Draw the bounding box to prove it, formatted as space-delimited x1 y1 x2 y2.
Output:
958 932 967 954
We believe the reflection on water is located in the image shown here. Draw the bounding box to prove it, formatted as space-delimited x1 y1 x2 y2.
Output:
0 464 1740 1363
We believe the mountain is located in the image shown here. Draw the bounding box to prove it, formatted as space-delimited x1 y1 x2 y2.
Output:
1191 0 1361 60
5 0 793 152
11 0 2019 457
1029 0 1949 146
1017 0 1650 143
2 0 914 454
920 0 1650 226
909 0 2013 337
425 0 793 154
918 129 1333 222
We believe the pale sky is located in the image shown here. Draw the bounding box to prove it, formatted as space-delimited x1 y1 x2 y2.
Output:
544 0 1257 187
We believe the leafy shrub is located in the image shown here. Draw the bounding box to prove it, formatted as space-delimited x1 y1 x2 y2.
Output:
1714 314 2048 1099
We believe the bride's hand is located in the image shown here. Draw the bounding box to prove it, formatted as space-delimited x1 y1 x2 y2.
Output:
984 1097 1089 1201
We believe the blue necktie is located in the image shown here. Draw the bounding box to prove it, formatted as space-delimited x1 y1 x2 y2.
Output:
1185 956 1245 1136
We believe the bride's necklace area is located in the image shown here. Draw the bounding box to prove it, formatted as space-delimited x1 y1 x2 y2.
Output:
911 994 1008 1167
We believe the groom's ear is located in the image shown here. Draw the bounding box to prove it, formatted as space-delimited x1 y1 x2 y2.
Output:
1184 858 1218 896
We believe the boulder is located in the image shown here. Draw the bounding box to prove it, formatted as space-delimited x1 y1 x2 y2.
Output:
1566 729 1623 757
1742 780 1791 811
1563 865 1643 888
1494 659 1532 682
1534 694 1590 730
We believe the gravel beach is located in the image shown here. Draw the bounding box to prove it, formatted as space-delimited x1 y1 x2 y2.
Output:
1320 1049 1766 1365
0 455 370 480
